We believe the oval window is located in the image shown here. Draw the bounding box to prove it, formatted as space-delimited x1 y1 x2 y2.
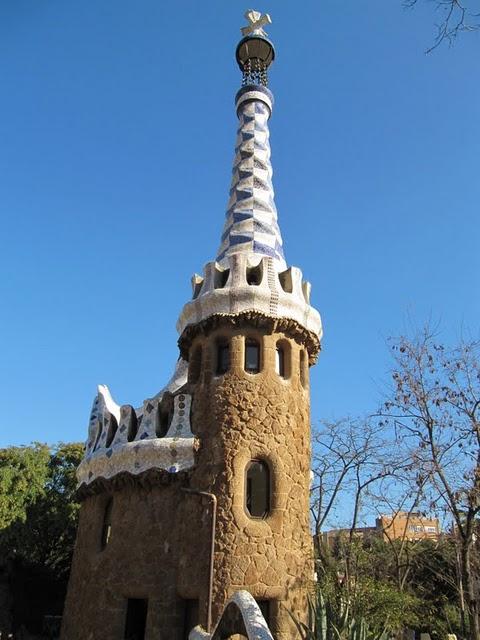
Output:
245 460 270 518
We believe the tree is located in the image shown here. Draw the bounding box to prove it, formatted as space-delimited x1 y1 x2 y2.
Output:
0 443 50 530
405 0 480 52
380 328 480 640
0 442 83 634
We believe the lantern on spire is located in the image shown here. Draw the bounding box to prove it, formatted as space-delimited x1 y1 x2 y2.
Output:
236 10 275 86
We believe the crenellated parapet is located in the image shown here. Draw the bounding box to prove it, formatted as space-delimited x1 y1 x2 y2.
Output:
77 359 196 489
177 253 322 341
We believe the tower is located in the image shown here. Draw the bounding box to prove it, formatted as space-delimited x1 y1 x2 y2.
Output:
61 11 322 640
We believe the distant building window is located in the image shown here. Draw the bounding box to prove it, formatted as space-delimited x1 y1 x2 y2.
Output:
245 340 260 373
217 342 230 375
246 460 270 519
124 598 148 640
101 498 113 550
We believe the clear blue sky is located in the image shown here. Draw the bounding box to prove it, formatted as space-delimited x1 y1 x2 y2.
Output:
0 1 478 448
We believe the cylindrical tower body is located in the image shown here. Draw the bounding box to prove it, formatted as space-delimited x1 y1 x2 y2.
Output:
177 318 315 639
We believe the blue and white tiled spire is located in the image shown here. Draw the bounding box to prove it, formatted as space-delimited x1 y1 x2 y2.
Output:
216 85 286 271
177 11 322 342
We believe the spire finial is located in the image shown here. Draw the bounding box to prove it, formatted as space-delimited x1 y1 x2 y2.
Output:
236 9 275 87
241 10 272 37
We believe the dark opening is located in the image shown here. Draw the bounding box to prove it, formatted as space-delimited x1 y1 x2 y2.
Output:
276 346 285 378
101 498 113 550
278 268 293 293
124 598 148 640
217 342 230 375
156 394 173 438
189 346 202 383
183 599 199 640
157 408 171 438
105 414 118 448
246 460 270 518
245 340 260 374
122 406 138 442
256 600 270 627
214 267 230 289
246 263 263 286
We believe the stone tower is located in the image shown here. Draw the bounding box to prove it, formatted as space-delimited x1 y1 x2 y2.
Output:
61 11 322 640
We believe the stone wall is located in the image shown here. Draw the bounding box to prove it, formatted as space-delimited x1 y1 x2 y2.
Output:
177 320 314 640
61 317 315 640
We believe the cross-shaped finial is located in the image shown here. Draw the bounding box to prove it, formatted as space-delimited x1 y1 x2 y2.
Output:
241 9 272 37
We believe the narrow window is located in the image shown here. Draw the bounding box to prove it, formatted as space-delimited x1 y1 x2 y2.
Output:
124 599 148 640
101 498 113 550
216 341 230 375
183 599 199 640
300 349 308 388
245 339 260 373
246 460 270 519
189 346 202 383
275 346 285 378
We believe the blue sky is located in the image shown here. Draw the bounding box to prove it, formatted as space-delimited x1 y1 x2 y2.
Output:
0 1 478 448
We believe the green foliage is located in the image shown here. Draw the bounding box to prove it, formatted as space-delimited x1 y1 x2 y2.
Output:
0 442 83 576
289 590 389 640
0 443 50 529
311 535 465 640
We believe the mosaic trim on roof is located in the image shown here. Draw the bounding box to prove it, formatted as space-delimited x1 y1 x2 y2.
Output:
77 360 195 487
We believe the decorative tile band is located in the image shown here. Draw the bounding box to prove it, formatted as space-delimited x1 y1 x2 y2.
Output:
77 360 194 487
177 253 322 340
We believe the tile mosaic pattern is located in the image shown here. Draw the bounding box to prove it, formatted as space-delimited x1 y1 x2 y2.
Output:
77 359 195 487
216 89 286 270
177 253 323 340
188 590 274 640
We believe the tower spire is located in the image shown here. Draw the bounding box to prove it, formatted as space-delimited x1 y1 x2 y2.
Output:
216 12 286 271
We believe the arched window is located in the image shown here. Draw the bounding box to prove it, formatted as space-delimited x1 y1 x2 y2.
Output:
245 339 260 374
216 340 230 375
101 498 113 550
275 340 291 379
245 460 270 518
189 346 202 383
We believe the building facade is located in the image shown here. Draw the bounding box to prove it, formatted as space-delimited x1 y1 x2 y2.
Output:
61 12 322 640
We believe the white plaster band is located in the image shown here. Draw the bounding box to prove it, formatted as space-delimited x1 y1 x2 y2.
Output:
236 90 272 115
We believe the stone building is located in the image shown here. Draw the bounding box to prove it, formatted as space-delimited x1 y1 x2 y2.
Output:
61 11 322 640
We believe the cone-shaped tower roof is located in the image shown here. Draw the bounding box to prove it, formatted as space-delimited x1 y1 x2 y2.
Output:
217 11 285 270
177 11 322 346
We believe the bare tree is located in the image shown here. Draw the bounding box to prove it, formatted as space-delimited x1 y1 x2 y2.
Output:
379 327 480 640
405 0 480 52
310 419 396 557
